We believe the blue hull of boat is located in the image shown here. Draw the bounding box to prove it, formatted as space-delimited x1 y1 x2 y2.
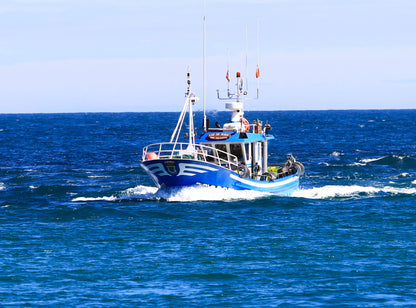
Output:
141 159 299 195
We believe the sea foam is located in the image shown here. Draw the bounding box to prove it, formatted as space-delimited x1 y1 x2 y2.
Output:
72 184 270 203
72 183 416 203
72 195 117 202
121 184 270 202
293 185 416 199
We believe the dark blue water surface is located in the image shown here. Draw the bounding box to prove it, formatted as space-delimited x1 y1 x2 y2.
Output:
1 110 416 307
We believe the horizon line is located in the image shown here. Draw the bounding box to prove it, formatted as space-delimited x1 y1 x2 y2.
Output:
1 108 415 115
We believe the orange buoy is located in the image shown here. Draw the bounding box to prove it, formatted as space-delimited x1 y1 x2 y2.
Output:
146 152 159 160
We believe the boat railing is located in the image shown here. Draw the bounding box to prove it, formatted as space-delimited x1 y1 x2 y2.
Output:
142 142 239 171
206 123 264 134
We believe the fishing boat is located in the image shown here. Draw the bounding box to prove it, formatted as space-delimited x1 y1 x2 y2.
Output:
142 16 304 195
141 68 305 195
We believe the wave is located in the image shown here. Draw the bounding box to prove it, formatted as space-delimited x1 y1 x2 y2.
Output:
72 174 416 203
72 185 271 203
72 195 118 202
72 182 416 203
87 175 110 179
355 155 416 167
121 185 271 202
293 185 416 200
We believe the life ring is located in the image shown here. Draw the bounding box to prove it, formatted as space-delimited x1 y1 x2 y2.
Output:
242 118 250 133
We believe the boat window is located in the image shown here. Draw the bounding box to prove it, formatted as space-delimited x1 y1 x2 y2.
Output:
245 143 251 162
230 144 243 160
215 144 228 160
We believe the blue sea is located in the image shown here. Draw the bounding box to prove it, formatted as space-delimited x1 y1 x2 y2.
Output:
1 110 416 307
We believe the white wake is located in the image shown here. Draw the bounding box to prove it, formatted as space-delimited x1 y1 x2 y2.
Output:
293 185 416 199
72 184 271 202
121 185 271 202
72 183 416 203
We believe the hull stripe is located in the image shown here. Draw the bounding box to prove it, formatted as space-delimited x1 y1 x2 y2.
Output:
229 173 297 188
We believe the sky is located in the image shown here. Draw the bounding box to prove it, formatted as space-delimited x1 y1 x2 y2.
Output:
0 0 415 113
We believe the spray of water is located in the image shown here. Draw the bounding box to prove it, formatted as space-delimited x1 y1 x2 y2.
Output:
72 184 270 202
72 182 416 203
293 185 416 199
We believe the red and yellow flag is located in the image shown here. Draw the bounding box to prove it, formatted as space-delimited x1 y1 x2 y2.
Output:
226 70 230 82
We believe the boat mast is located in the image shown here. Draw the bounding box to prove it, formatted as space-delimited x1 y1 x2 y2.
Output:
170 71 199 146
188 74 195 145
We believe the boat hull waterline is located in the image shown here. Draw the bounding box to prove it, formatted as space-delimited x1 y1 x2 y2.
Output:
142 159 300 195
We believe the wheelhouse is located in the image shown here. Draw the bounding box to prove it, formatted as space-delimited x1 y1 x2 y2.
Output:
196 127 274 180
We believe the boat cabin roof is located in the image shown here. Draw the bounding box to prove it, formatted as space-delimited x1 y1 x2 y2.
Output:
196 131 275 144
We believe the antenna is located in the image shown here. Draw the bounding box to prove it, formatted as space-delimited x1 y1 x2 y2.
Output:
226 48 230 95
256 17 260 98
257 18 260 69
202 1 207 132
217 22 260 102
245 24 248 92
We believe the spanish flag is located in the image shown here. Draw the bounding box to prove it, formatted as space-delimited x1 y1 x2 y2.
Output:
255 65 260 78
226 70 230 82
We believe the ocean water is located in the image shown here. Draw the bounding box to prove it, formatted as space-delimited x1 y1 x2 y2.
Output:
1 110 416 307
